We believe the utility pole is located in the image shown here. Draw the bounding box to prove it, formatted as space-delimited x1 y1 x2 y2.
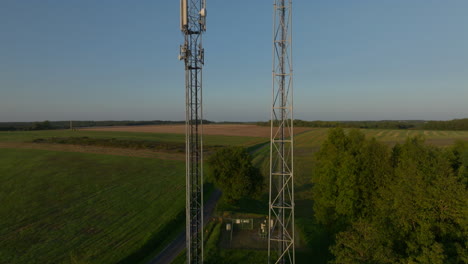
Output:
179 0 206 263
268 0 295 263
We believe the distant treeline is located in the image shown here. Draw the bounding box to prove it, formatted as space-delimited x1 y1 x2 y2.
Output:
258 118 468 131
2 118 468 131
256 120 425 130
422 118 468 130
0 120 212 131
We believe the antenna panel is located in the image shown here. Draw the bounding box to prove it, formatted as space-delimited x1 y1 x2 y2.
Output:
180 0 188 31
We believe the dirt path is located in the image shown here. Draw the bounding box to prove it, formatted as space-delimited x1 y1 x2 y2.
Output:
147 190 222 264
0 142 185 161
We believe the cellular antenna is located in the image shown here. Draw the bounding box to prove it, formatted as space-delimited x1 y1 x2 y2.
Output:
179 0 206 263
268 0 295 263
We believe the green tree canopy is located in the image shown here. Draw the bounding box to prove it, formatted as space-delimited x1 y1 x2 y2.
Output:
313 129 468 263
312 128 392 231
207 146 263 203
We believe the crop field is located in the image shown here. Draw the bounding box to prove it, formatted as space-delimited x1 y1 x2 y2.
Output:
0 129 268 162
0 148 185 264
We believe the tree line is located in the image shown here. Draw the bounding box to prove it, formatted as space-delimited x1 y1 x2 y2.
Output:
2 118 468 131
258 118 468 131
312 128 467 263
256 120 424 129
423 118 468 130
0 120 215 131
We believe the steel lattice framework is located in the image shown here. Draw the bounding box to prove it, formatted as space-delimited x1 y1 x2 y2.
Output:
180 0 206 263
268 0 295 263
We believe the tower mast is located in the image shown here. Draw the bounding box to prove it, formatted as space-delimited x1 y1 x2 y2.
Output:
268 0 295 263
179 0 206 263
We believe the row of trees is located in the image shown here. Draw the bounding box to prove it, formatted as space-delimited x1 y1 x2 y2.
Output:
0 120 204 131
256 120 422 130
0 120 53 131
312 128 467 263
295 120 420 129
423 118 468 131
3 118 468 131
258 118 468 130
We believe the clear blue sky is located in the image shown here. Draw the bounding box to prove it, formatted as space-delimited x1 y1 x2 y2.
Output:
1 0 467 122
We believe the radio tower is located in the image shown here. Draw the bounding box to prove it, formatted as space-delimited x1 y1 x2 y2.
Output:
179 0 206 263
268 0 294 263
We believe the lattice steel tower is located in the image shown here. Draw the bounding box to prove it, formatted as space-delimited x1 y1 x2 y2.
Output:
268 0 295 263
179 0 206 263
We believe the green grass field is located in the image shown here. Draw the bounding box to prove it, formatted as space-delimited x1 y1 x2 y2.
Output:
0 148 186 264
0 129 267 264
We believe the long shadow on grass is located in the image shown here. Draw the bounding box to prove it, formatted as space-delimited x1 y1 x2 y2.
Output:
246 141 269 154
116 210 185 264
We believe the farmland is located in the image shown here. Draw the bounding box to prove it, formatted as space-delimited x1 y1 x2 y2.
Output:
79 124 312 138
0 129 267 146
0 148 186 264
1 125 467 264
0 127 266 264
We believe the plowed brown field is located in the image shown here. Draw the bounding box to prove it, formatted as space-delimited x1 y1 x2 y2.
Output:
80 124 312 138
